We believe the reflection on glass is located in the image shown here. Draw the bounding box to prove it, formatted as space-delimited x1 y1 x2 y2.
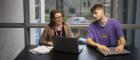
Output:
30 28 41 45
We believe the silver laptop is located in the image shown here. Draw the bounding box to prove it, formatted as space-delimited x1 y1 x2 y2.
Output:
97 47 130 56
51 36 83 54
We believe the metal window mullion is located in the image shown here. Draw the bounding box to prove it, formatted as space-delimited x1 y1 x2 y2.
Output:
23 0 30 46
131 0 137 46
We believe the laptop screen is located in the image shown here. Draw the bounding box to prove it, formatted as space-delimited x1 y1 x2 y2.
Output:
51 36 82 53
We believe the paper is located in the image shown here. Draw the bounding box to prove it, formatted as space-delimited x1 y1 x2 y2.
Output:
29 46 53 54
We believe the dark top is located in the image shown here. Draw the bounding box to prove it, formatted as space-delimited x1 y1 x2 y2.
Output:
54 26 66 37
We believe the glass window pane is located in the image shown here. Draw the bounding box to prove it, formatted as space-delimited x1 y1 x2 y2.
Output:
30 0 45 23
30 28 42 45
30 0 112 24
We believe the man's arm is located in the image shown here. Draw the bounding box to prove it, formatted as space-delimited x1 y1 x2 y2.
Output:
87 38 98 47
115 36 126 52
87 38 110 52
118 36 126 46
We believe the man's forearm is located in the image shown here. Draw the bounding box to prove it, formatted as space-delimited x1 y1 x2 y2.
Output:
118 36 126 46
87 38 100 47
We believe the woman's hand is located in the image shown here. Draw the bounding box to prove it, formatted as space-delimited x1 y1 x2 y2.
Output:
76 32 80 39
48 42 53 46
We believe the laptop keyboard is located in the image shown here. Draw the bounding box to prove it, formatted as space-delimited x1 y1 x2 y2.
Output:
98 47 130 56
104 47 119 54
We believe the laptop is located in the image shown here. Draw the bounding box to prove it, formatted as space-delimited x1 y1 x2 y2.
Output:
51 36 83 54
97 47 130 56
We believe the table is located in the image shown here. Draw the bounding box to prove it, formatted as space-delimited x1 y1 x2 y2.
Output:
15 45 140 60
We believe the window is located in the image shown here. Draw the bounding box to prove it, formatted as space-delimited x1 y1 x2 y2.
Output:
30 0 113 45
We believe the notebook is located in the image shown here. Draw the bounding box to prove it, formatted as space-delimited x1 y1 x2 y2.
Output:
51 36 83 54
97 47 130 56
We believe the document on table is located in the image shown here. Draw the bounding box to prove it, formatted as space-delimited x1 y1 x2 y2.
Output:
29 46 53 54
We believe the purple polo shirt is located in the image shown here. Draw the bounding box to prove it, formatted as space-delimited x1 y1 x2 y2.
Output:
87 18 124 47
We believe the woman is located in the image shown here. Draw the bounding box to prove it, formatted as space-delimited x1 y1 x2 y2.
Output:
39 10 73 46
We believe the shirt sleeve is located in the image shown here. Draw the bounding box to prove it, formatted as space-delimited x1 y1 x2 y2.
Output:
114 20 124 40
87 24 94 39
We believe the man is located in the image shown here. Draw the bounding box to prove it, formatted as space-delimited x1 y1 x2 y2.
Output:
87 4 126 52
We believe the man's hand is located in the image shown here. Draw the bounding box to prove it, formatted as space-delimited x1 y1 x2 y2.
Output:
116 36 126 53
87 38 109 52
96 44 110 52
115 44 124 53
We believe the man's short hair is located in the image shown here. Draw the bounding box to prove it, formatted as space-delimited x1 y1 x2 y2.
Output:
91 4 104 13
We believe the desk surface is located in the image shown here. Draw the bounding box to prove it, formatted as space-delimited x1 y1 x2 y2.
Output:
15 45 140 60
